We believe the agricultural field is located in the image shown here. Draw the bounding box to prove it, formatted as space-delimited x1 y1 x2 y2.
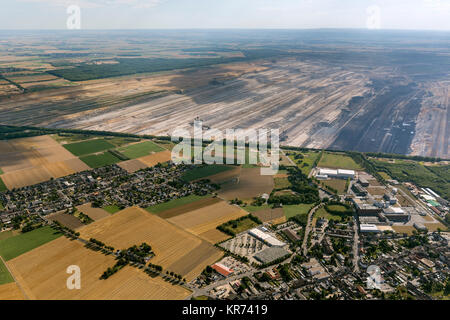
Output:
321 179 348 194
76 203 111 221
0 230 19 241
137 150 172 167
181 164 234 182
0 258 14 285
0 135 90 189
80 151 122 168
217 216 260 235
251 207 285 224
166 200 248 243
315 205 351 222
47 211 85 230
0 282 25 300
63 139 116 156
0 226 62 261
274 177 291 190
78 207 222 281
6 237 191 299
286 150 321 175
218 167 274 200
206 166 241 184
117 159 148 173
0 178 6 192
318 152 362 170
118 141 165 159
102 205 121 214
283 204 314 219
146 194 213 215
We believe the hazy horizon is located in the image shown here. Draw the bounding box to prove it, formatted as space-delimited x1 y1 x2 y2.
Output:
1 0 450 31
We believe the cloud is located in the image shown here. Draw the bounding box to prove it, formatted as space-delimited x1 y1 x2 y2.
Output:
17 0 164 9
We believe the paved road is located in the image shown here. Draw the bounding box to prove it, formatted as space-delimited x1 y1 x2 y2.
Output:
302 204 322 256
352 215 360 273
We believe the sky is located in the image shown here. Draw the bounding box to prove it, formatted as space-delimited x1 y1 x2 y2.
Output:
0 0 449 30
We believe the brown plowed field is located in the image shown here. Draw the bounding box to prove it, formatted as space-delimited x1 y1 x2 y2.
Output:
218 167 274 200
167 201 248 241
117 159 148 173
137 150 172 167
76 203 110 221
252 208 285 223
47 211 84 230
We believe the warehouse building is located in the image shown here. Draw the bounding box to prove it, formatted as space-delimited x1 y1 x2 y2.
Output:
249 228 286 247
317 168 355 180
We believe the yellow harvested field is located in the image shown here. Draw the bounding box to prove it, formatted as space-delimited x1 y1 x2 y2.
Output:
270 216 287 225
7 237 191 300
117 159 148 173
198 229 231 244
76 203 110 221
0 282 25 300
137 150 172 167
167 201 248 240
79 207 222 281
0 135 89 189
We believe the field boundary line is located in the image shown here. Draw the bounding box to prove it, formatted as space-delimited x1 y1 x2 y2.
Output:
0 255 30 300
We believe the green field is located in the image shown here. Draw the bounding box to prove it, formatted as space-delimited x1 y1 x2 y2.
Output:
274 177 291 190
118 141 165 159
80 151 122 168
63 139 115 156
283 204 314 219
287 151 320 175
321 179 348 194
318 152 362 170
0 177 7 192
102 205 121 214
0 168 3 174
145 194 212 214
0 230 19 241
242 204 270 213
0 226 62 261
0 258 14 285
315 205 351 221
219 216 259 235
181 165 234 182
